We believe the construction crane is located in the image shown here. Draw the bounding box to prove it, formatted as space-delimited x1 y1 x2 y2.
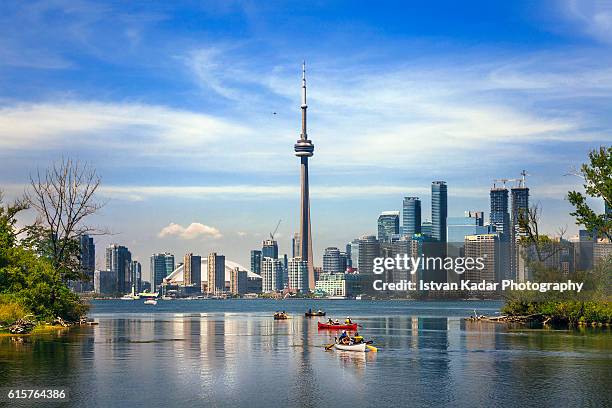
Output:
492 170 529 189
270 219 282 241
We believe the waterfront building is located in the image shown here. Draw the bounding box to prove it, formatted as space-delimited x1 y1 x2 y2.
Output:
464 234 500 285
183 253 202 289
207 252 226 294
292 233 301 258
288 258 309 292
511 182 529 280
250 250 262 275
490 186 511 279
349 239 360 270
262 257 284 292
106 244 132 294
380 239 412 290
75 234 95 292
94 270 117 295
576 230 594 271
431 181 448 243
339 251 348 272
402 197 422 236
150 252 174 292
322 247 342 274
230 267 248 295
358 235 380 294
447 212 491 284
315 273 362 298
262 239 278 259
130 261 142 293
378 211 400 242
294 62 316 291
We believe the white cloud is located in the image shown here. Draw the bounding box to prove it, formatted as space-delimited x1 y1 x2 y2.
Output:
562 0 612 44
158 222 222 239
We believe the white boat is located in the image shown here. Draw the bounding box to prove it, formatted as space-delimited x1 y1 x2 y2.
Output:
334 342 367 352
144 299 157 305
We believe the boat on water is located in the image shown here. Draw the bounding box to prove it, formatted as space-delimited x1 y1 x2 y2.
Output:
334 342 367 352
318 322 358 330
274 312 289 320
144 299 157 305
305 310 326 317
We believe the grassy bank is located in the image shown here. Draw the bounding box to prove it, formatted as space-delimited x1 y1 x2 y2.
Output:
502 299 612 326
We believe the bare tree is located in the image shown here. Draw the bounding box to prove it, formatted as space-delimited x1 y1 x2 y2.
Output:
518 203 565 264
25 158 105 281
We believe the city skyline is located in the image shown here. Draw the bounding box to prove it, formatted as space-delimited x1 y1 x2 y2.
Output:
0 1 611 271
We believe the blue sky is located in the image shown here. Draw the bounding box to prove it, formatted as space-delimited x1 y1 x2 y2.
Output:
1 1 611 279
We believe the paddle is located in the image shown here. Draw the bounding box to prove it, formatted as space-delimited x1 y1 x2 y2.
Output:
366 344 378 352
325 343 335 350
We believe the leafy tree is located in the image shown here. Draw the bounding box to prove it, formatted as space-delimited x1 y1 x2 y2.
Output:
568 146 612 241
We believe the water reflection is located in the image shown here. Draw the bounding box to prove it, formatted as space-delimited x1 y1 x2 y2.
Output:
0 304 610 407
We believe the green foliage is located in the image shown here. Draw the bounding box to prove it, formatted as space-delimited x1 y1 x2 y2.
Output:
568 146 612 240
0 195 88 322
502 299 612 325
0 295 29 324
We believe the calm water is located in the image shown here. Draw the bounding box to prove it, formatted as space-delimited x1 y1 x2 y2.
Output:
1 300 610 407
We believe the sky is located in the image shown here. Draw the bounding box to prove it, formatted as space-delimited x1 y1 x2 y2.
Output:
0 0 611 281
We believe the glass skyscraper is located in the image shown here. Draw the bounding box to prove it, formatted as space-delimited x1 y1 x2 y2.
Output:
150 252 173 292
377 211 400 242
510 186 529 279
431 181 448 243
402 197 421 236
322 247 342 274
106 244 132 294
250 250 262 275
262 239 278 259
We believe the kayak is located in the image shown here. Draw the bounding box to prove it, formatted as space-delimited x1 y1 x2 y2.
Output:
335 342 367 352
317 322 358 330
305 311 326 317
274 313 289 320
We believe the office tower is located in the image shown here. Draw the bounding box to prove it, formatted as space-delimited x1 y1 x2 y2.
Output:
94 270 117 294
262 239 279 259
380 239 411 288
349 239 360 270
292 232 301 258
345 243 352 268
130 261 142 293
322 247 342 274
577 230 594 270
421 221 433 237
511 183 529 279
431 181 448 243
339 252 348 272
447 213 490 244
294 62 316 291
106 244 132 294
262 257 283 292
402 197 422 236
288 258 308 292
184 253 202 288
207 253 226 294
79 234 95 291
464 234 500 283
230 267 248 295
358 235 380 294
250 250 262 275
465 211 484 226
490 186 511 279
149 252 174 292
378 211 400 242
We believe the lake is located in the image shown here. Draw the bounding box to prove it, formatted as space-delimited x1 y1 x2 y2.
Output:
1 299 610 407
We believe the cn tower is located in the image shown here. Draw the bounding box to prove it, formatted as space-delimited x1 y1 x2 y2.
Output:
294 62 315 291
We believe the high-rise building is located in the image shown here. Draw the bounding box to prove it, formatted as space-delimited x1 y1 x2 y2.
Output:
262 257 283 292
358 235 380 294
130 261 142 293
339 252 348 272
288 258 309 292
402 197 422 236
349 239 360 270
183 253 201 288
447 214 491 284
106 244 132 294
378 211 400 242
576 230 594 271
464 234 500 284
230 267 248 295
421 221 433 237
78 234 95 292
94 269 117 294
262 239 278 259
207 253 226 294
322 247 342 274
510 184 529 279
292 233 301 258
250 250 262 275
149 252 174 292
294 62 315 291
431 181 448 243
490 186 511 279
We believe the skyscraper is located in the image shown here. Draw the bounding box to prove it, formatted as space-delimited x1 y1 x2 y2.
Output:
490 187 510 240
262 257 283 292
130 260 142 293
349 239 360 270
431 181 448 243
106 244 132 294
464 234 500 284
322 247 342 274
288 258 308 292
250 250 262 275
207 252 225 294
150 252 173 292
377 211 400 242
292 232 301 258
402 197 422 236
294 62 315 291
184 253 202 288
262 239 278 259
78 234 95 292
510 182 529 279
358 235 380 294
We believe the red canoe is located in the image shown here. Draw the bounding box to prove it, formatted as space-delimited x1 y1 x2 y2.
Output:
317 322 358 330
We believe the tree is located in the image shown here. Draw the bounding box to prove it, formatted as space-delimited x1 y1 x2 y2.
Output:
567 146 612 241
24 158 104 283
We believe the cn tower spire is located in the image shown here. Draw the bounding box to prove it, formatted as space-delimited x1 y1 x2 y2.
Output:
301 61 307 140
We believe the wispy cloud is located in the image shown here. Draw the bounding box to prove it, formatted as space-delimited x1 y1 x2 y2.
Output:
158 222 222 239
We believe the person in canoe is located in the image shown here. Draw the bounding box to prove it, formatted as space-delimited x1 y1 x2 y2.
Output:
338 330 349 344
308 307 312 314
352 332 363 344
345 316 353 324
327 317 334 324
334 319 340 325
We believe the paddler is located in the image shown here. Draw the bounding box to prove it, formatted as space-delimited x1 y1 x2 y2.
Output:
352 332 363 344
345 316 353 324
